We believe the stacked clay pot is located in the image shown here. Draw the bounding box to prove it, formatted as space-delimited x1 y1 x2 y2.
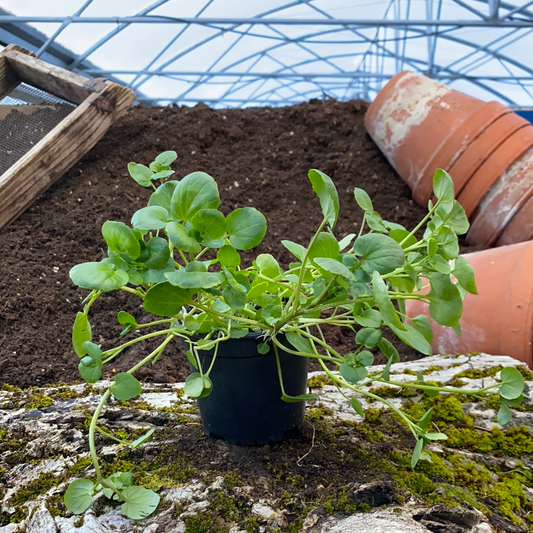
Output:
365 71 533 246
405 241 533 368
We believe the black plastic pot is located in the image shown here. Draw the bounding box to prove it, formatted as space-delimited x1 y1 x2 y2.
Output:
188 333 309 445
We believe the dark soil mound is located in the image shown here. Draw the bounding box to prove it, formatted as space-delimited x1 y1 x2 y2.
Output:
0 98 431 389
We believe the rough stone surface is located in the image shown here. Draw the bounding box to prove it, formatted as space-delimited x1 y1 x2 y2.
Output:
0 353 530 532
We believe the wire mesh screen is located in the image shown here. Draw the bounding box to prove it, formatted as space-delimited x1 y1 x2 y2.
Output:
0 83 75 176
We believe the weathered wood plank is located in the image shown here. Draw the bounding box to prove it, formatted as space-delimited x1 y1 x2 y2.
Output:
0 83 136 228
4 48 106 106
0 44 29 100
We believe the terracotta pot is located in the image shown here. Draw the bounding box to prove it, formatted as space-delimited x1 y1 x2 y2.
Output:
365 71 488 199
445 112 530 203
467 146 533 246
405 241 533 367
497 192 533 246
413 101 510 205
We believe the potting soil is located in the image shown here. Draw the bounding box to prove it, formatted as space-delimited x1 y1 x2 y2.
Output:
0 98 461 389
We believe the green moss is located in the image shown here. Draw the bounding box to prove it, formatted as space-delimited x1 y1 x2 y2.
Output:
223 471 242 490
183 510 227 533
1 383 22 392
453 366 502 380
25 391 54 410
307 374 332 388
490 478 526 523
74 516 85 527
367 386 417 400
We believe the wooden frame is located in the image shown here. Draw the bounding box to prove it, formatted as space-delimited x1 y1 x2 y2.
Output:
0 44 136 229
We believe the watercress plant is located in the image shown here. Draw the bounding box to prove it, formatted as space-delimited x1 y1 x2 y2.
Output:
65 151 525 519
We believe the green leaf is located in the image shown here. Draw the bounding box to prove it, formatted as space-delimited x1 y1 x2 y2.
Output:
308 169 339 227
130 428 156 449
366 212 388 233
427 238 438 257
433 168 455 213
356 350 374 367
117 311 136 326
353 234 405 275
354 309 382 328
286 331 313 354
143 282 194 316
255 254 282 279
436 226 459 260
151 170 174 180
390 322 432 355
338 233 356 252
308 232 340 262
102 471 133 500
430 254 451 274
165 269 224 289
355 328 382 349
78 343 102 384
148 181 178 211
184 373 212 398
409 315 434 343
257 342 270 354
131 206 169 231
436 200 469 235
111 373 142 401
102 221 141 259
281 392 318 403
222 285 246 310
339 364 368 384
411 439 423 469
281 240 307 261
165 222 201 253
128 162 153 187
121 486 160 520
226 207 267 250
389 229 417 249
313 257 356 281
497 403 512 425
64 479 95 514
70 262 128 292
155 150 177 166
428 274 463 327
372 272 405 330
453 256 477 295
424 432 448 441
143 237 170 269
191 209 226 241
353 187 373 212
500 367 525 400
418 409 433 430
378 338 399 363
217 245 241 268
350 397 364 416
72 312 92 357
171 171 220 222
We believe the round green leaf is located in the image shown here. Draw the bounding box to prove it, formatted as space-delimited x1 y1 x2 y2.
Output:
102 221 140 259
78 353 102 384
217 244 241 268
226 207 267 250
353 234 405 275
171 171 220 222
165 222 201 253
339 364 367 384
389 228 417 249
281 240 307 261
144 237 170 269
131 206 169 231
355 328 382 349
117 311 136 326
191 209 226 240
155 150 177 166
433 169 455 212
309 232 339 262
111 373 142 401
222 285 247 310
148 181 178 211
128 162 153 187
356 350 374 367
500 367 524 400
64 479 95 515
436 201 469 235
70 262 128 292
165 269 224 289
143 281 194 316
497 403 512 425
428 274 462 327
121 486 160 520
353 309 382 328
255 254 281 279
